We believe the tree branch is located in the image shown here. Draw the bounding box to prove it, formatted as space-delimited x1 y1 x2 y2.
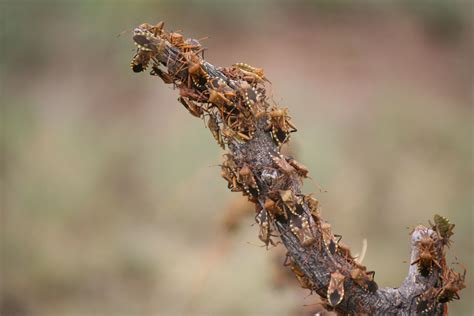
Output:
128 21 466 315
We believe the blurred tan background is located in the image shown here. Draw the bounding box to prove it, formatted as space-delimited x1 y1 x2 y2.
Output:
1 0 472 315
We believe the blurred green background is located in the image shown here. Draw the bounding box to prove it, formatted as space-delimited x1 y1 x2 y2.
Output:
1 0 472 315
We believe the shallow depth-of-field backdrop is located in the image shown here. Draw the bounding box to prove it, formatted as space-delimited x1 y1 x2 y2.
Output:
2 1 472 315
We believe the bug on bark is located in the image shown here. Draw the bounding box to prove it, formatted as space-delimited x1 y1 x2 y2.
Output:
415 288 438 314
320 222 341 255
327 271 345 307
238 164 260 198
265 107 297 146
350 266 378 293
411 232 441 277
289 212 315 247
256 207 276 248
151 65 175 84
435 266 466 303
130 50 152 73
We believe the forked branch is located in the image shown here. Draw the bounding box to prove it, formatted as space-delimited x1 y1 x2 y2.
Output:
128 21 466 315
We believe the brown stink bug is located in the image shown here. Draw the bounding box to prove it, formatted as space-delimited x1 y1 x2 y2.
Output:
303 194 321 222
233 62 268 82
435 266 466 303
271 153 297 180
238 164 260 198
320 222 341 255
237 81 262 110
289 212 316 248
287 157 309 178
178 96 203 118
220 154 242 192
133 27 163 52
267 107 297 146
130 50 152 73
232 62 268 84
255 207 275 248
327 271 345 307
207 115 225 149
150 65 175 84
411 232 441 277
350 267 378 293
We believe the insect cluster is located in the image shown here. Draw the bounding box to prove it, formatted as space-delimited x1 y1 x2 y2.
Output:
414 216 466 314
130 22 465 314
130 22 295 149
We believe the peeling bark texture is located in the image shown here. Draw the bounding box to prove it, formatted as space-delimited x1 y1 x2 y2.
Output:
128 22 465 315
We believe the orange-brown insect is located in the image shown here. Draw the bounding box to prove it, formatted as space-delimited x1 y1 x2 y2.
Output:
224 111 256 142
256 207 275 248
415 288 438 314
150 65 175 84
130 50 152 73
179 86 208 103
350 266 378 293
238 164 260 197
289 212 316 247
221 154 242 192
181 37 205 53
272 153 298 180
266 107 297 146
206 78 236 111
137 21 165 37
207 115 225 149
133 27 163 52
337 242 356 264
177 51 208 89
303 194 321 220
233 63 266 79
279 190 305 217
209 78 236 99
221 126 251 142
233 62 268 84
237 81 262 110
263 197 286 219
178 96 203 118
287 157 309 178
208 88 233 107
327 271 345 307
435 266 466 303
169 32 185 47
411 232 441 276
320 222 340 255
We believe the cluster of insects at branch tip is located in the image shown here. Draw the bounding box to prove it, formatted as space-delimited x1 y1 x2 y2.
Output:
413 215 465 314
129 21 465 314
130 21 296 150
415 264 466 314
